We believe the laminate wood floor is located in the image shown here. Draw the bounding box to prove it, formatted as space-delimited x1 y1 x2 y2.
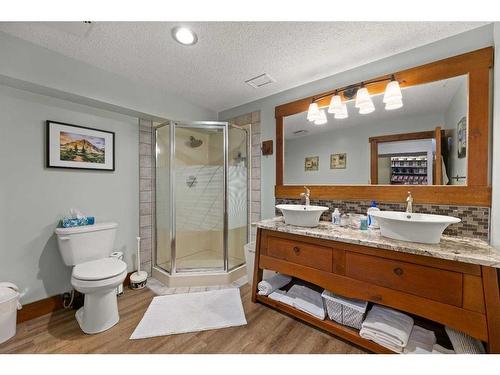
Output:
0 284 366 354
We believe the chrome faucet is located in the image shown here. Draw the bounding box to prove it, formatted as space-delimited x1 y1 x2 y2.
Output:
406 192 413 213
300 186 311 206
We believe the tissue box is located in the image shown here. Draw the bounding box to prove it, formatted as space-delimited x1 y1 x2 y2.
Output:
62 216 95 228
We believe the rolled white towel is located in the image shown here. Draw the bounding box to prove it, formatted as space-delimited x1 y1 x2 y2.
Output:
257 273 292 296
287 285 326 320
403 325 436 354
360 305 414 353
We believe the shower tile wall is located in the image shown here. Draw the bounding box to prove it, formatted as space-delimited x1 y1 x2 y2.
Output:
230 111 261 242
139 118 154 275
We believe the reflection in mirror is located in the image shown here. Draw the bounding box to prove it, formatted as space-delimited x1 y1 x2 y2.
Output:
283 75 468 186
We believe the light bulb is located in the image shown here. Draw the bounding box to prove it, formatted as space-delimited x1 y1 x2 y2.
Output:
383 80 402 103
328 94 343 114
307 103 320 122
314 110 327 125
385 98 403 110
355 87 374 109
359 101 375 114
334 103 348 119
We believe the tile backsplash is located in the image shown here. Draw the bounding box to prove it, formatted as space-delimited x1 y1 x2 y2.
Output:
275 198 490 241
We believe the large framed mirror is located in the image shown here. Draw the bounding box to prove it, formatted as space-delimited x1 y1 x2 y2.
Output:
275 48 492 206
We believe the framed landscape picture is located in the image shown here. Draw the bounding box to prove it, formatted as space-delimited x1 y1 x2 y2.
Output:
46 121 115 171
330 153 347 169
304 156 319 171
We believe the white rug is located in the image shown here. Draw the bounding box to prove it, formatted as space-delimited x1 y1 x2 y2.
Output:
130 288 247 339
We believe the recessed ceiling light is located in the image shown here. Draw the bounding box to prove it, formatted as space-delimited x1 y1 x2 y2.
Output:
171 27 198 46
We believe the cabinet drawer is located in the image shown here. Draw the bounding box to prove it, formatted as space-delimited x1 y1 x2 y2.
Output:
267 236 333 272
345 252 463 307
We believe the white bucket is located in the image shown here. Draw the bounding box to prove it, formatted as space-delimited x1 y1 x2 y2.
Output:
244 242 275 286
0 282 22 344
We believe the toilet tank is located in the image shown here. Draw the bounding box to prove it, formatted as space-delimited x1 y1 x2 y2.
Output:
55 222 118 266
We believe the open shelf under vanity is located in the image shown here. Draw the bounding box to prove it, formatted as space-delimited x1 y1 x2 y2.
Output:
255 294 394 353
251 225 500 354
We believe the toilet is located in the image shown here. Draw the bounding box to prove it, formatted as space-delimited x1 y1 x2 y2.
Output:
55 222 127 334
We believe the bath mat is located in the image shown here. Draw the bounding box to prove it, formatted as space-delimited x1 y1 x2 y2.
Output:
130 288 247 339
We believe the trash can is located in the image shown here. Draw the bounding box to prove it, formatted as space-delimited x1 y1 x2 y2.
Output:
0 282 22 344
244 242 275 286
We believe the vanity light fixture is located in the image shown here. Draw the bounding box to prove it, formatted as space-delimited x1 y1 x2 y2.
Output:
171 26 198 46
355 85 375 114
328 93 343 114
307 75 403 125
383 76 404 110
307 102 321 122
314 110 327 125
334 102 348 119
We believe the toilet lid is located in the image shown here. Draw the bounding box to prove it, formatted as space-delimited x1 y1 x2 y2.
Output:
73 258 127 281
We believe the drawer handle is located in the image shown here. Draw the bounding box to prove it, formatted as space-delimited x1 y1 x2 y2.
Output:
371 295 383 302
393 267 404 276
293 246 301 254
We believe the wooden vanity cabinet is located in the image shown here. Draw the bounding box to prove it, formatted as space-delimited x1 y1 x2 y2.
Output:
252 228 500 354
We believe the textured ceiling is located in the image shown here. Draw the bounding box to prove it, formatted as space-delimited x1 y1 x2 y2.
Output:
284 75 466 139
0 22 488 112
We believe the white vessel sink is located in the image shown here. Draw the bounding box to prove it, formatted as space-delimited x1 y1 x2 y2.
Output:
276 204 329 228
369 211 461 244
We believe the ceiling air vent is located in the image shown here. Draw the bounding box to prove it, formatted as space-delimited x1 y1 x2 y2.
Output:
292 130 309 136
245 73 275 89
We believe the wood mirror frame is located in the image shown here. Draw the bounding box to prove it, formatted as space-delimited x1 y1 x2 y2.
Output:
275 47 492 206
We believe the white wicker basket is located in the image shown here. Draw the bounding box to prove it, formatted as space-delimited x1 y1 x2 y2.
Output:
321 290 368 329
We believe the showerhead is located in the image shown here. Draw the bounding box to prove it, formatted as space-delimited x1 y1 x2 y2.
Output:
188 136 203 148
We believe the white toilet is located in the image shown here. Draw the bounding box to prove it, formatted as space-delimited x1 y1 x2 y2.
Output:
55 222 127 334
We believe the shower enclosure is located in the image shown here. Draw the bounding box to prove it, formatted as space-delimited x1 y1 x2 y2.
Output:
154 121 249 280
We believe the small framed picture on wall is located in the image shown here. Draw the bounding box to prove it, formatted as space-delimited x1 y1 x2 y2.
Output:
304 156 319 171
46 120 115 171
330 153 347 169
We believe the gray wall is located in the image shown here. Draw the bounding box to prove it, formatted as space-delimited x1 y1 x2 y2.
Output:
0 85 139 304
0 31 220 304
0 31 216 122
219 24 494 224
444 79 468 185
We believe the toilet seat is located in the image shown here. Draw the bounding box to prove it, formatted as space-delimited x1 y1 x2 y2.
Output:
73 258 127 281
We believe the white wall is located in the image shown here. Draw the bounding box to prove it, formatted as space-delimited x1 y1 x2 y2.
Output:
284 112 443 184
0 85 139 304
219 24 494 220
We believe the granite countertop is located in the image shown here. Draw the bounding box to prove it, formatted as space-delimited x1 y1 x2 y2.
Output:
255 216 500 268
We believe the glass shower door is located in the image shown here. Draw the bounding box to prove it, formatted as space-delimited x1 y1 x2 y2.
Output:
227 124 249 270
155 123 172 273
173 122 226 272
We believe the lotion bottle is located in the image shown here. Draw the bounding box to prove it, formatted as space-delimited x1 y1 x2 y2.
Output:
332 208 341 225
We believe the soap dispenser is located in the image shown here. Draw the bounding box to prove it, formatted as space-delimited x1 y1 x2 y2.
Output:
367 200 380 229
